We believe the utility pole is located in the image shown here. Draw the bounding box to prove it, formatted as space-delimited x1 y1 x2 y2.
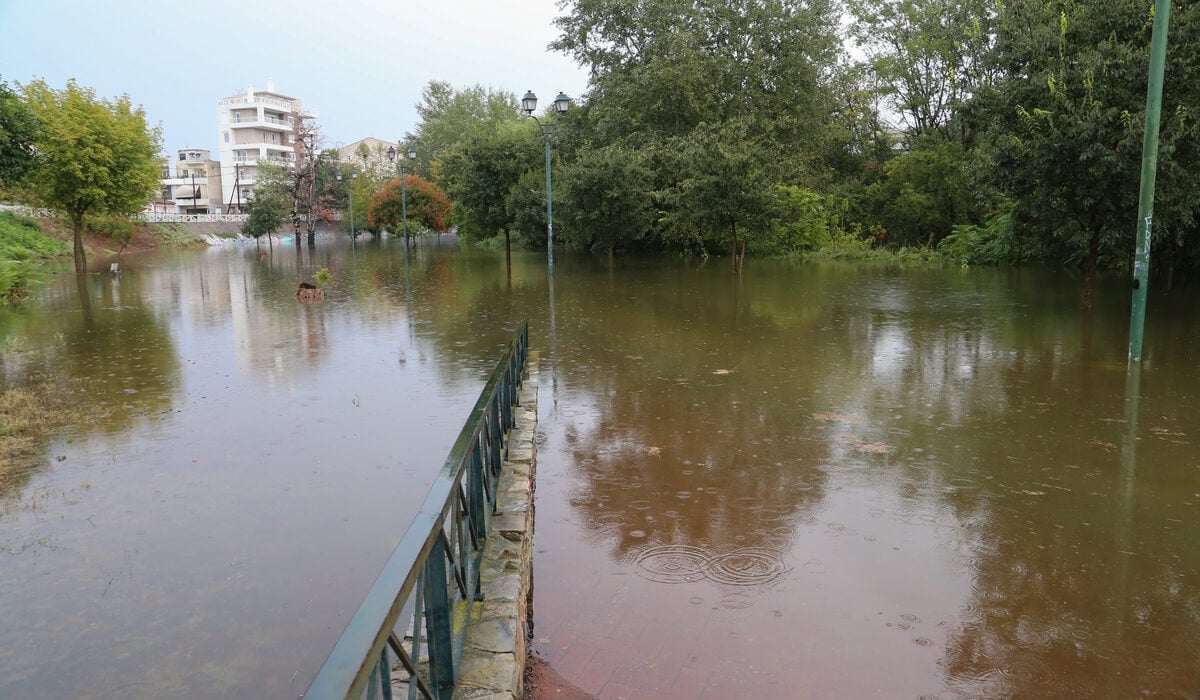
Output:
1128 0 1173 362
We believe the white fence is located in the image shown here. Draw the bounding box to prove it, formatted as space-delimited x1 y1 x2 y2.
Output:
141 213 250 223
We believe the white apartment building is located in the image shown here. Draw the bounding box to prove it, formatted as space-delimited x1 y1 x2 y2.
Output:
159 148 224 214
215 80 308 213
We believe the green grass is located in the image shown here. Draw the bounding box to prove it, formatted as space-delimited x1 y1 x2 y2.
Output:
149 222 207 246
0 212 69 301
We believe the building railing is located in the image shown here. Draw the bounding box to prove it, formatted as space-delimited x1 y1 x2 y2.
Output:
141 213 249 223
303 323 530 700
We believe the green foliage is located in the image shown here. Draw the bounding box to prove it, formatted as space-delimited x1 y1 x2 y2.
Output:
87 213 136 248
406 81 520 185
242 189 288 240
0 77 37 187
0 211 66 301
314 267 332 286
937 203 1023 267
659 119 778 271
150 223 206 246
770 186 834 253
862 140 977 248
559 145 655 259
440 123 541 243
20 79 162 272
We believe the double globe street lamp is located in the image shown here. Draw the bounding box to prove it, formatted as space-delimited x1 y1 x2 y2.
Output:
387 144 417 248
521 90 570 270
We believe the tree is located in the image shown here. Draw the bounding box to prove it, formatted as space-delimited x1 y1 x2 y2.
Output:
863 140 977 247
440 123 542 262
553 0 842 179
972 0 1200 308
0 77 37 189
559 145 655 266
366 175 452 239
20 79 162 273
404 81 520 185
848 0 1000 143
662 120 778 273
287 117 337 246
242 189 287 248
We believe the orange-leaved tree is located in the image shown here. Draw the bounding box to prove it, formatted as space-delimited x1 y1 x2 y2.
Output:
367 175 452 240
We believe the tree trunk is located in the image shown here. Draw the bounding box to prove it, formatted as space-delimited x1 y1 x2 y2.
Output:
608 243 615 271
1081 229 1100 312
72 214 87 273
504 230 512 277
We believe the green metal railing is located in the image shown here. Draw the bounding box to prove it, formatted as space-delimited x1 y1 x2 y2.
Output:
303 323 529 700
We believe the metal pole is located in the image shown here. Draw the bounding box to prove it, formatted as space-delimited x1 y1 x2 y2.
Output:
401 165 409 248
349 185 355 243
1128 0 1172 361
544 131 554 271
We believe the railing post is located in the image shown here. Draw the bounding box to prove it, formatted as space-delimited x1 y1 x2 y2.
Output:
422 531 455 699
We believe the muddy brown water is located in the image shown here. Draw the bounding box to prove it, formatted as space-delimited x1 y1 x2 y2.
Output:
1 240 1198 698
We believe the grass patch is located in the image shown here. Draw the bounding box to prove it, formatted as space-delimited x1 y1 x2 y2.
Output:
0 212 69 302
149 222 207 246
0 376 82 491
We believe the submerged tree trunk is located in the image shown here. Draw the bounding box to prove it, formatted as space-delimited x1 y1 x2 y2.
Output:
504 230 512 278
1081 229 1100 312
72 213 87 273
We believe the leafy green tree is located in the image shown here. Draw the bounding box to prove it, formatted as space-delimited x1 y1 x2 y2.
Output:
972 0 1200 307
0 78 37 189
848 0 1000 142
242 189 288 248
662 120 778 272
559 145 655 266
20 79 161 272
405 81 519 184
553 0 842 180
440 123 542 261
863 140 977 248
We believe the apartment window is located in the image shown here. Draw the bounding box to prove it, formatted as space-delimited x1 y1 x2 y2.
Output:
223 131 230 143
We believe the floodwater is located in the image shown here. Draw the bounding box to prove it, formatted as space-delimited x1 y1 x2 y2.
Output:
1 240 1198 698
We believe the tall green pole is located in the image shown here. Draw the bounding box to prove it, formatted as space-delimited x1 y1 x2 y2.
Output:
544 131 554 271
1128 0 1173 361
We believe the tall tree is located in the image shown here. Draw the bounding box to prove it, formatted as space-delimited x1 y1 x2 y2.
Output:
559 145 655 266
404 81 519 184
848 0 1000 142
0 77 37 189
553 0 841 177
440 123 541 262
288 118 337 246
973 0 1200 308
662 119 778 273
20 79 161 273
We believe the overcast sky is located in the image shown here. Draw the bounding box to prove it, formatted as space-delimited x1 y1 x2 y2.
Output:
0 0 591 155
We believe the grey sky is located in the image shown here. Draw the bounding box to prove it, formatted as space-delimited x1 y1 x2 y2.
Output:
0 0 590 155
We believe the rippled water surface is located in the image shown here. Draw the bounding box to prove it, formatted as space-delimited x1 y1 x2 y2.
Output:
2 240 1199 698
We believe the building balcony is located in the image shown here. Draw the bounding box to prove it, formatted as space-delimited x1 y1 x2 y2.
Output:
230 115 294 131
219 94 295 111
163 176 210 186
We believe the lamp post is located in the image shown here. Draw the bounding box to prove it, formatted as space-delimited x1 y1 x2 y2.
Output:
335 171 358 242
521 91 570 270
387 144 418 248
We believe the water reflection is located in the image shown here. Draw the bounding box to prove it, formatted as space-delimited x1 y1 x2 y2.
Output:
0 239 530 699
4 248 1199 697
529 260 1200 697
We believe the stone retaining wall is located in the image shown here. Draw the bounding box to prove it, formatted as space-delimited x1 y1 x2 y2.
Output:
451 352 539 699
